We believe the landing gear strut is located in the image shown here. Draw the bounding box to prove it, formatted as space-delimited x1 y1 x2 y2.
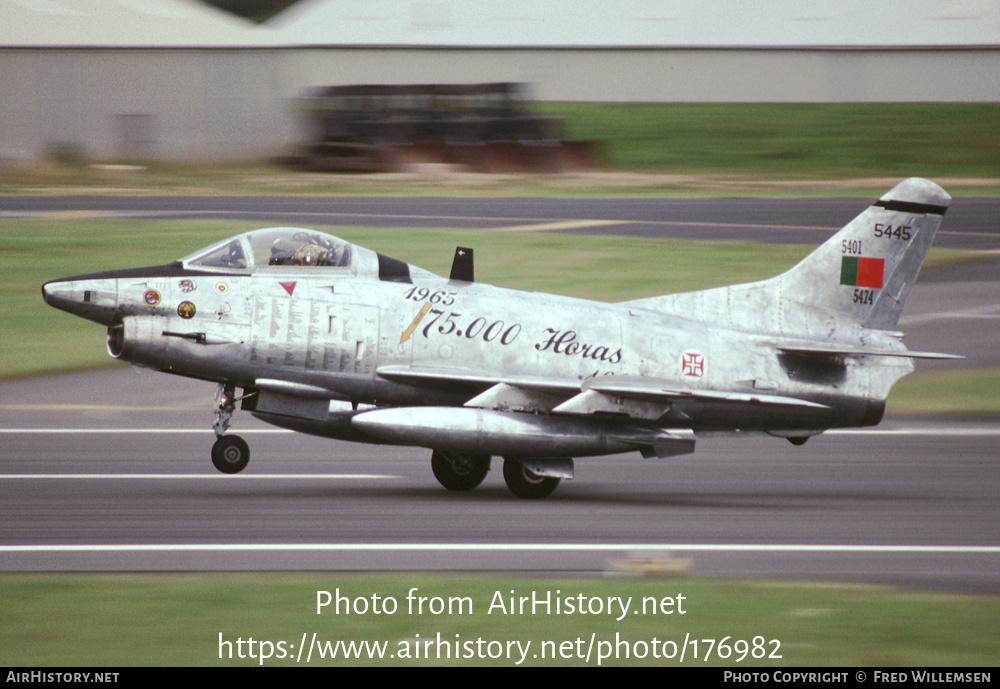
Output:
211 383 249 474
431 450 491 491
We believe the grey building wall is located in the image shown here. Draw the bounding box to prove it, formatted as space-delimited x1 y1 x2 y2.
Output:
2 0 996 163
2 46 997 163
285 47 1000 104
0 48 293 162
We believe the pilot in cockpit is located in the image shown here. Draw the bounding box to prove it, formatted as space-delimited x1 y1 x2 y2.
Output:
269 238 297 265
268 233 346 267
294 242 333 266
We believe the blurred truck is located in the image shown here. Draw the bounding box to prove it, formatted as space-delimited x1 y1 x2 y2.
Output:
294 82 598 173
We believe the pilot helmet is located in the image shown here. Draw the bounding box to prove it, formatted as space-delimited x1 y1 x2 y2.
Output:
296 244 322 266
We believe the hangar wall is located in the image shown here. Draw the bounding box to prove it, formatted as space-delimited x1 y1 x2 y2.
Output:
2 0 997 164
0 48 292 163
2 46 997 163
286 48 1000 104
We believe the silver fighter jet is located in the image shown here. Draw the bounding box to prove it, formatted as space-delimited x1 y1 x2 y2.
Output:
42 178 957 498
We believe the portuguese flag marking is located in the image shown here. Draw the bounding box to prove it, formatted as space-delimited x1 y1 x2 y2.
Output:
840 256 884 289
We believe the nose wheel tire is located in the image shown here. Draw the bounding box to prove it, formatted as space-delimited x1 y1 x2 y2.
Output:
212 435 250 474
502 458 560 499
431 450 491 491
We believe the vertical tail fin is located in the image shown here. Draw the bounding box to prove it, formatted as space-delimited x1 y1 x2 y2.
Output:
778 177 950 330
625 178 950 336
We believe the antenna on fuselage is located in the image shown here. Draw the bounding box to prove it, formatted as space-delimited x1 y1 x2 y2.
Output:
449 247 474 282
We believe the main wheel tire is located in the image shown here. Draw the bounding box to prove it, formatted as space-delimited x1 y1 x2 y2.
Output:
502 458 560 499
212 435 250 474
431 451 491 491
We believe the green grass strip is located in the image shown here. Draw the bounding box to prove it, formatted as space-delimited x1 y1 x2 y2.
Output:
888 369 1000 417
543 103 1000 178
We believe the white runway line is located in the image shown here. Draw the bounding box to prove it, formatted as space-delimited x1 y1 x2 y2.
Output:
4 426 1000 435
1 543 998 553
0 474 399 480
0 428 293 433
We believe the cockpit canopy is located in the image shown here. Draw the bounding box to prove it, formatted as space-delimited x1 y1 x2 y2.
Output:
180 228 355 273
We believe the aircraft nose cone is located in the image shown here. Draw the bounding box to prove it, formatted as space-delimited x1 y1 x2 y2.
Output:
41 275 119 325
41 278 74 308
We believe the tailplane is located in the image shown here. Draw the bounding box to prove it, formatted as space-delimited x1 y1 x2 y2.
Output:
627 178 950 336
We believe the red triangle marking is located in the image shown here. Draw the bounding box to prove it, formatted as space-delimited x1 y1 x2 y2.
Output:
279 281 297 296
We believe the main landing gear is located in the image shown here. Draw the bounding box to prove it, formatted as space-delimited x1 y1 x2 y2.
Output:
211 383 250 474
429 451 562 498
431 451 491 491
502 458 561 499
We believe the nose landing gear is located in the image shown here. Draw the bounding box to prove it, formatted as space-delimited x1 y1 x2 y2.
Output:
212 435 250 474
211 383 251 474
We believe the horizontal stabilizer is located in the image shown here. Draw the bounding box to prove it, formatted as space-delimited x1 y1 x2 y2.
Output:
777 345 963 360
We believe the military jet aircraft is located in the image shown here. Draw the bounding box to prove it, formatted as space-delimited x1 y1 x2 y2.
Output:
42 178 956 498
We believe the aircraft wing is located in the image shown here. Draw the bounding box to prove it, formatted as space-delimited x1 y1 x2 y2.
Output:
375 364 580 395
579 375 830 409
376 365 829 422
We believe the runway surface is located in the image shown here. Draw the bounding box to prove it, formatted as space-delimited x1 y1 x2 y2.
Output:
2 371 998 593
4 194 1000 249
3 194 998 593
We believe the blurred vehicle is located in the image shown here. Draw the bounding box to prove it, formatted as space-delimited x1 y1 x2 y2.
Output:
293 82 598 172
